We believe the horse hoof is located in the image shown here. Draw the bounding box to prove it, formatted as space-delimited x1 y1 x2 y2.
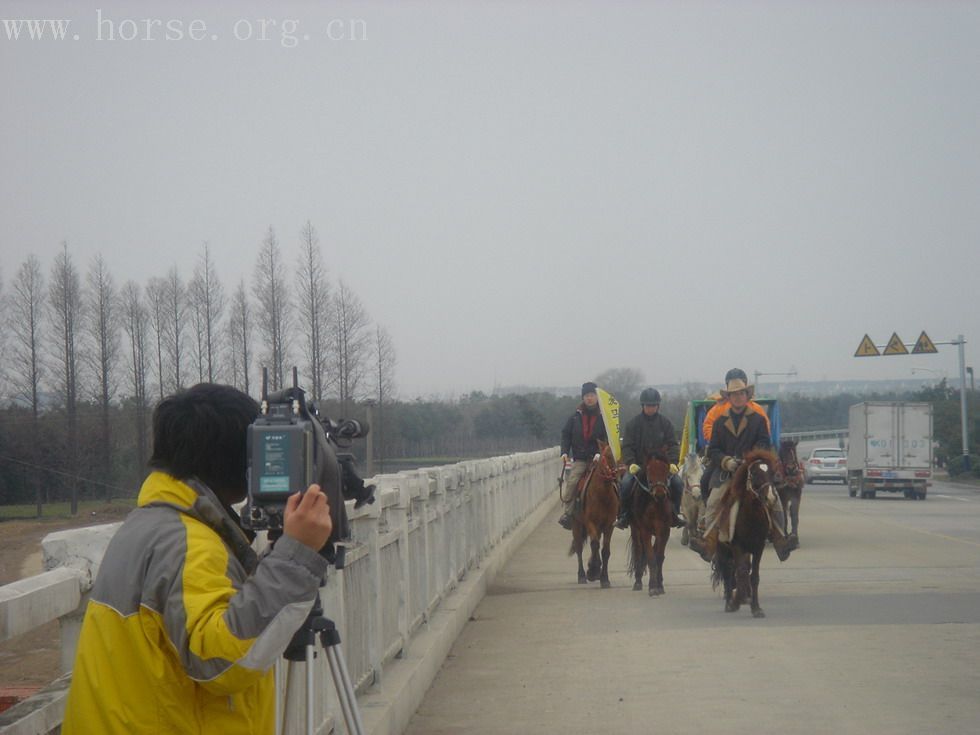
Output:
600 579 611 589
632 582 642 591
725 601 738 613
752 608 766 618
681 529 689 546
649 587 663 597
578 575 587 584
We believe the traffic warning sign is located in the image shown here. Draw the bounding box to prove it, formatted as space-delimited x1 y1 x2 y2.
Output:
882 332 909 356
854 334 880 357
911 331 938 354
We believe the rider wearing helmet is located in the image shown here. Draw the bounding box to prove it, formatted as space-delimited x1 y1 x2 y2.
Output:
689 372 795 563
558 382 608 530
614 388 686 530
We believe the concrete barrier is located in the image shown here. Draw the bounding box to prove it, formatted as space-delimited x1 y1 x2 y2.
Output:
0 448 560 735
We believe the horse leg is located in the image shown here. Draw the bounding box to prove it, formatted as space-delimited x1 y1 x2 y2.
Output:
600 528 612 588
651 529 666 596
573 525 587 584
735 550 751 607
719 548 737 612
630 526 644 591
645 533 657 596
751 548 765 618
587 537 601 581
791 492 801 538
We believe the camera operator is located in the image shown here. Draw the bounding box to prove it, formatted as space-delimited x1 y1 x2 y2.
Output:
63 383 332 735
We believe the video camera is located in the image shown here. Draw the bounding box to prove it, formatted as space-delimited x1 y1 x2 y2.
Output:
244 367 376 568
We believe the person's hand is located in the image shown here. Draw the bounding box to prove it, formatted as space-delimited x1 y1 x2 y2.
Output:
722 456 740 473
629 464 641 476
669 464 679 475
283 484 332 552
560 453 569 465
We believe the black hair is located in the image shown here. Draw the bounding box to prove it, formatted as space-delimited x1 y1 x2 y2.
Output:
149 383 258 501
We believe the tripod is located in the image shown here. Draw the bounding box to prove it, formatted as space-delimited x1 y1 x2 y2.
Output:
283 593 365 735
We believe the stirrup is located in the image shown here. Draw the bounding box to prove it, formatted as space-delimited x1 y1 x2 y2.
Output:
614 514 630 530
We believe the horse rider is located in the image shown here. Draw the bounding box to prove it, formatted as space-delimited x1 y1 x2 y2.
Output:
689 372 795 563
558 382 609 530
698 367 771 497
614 388 686 530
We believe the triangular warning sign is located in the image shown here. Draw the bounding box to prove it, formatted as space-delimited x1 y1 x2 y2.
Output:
882 332 909 356
854 334 880 357
911 331 938 354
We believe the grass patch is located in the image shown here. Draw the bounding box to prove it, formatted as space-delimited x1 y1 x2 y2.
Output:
0 498 137 521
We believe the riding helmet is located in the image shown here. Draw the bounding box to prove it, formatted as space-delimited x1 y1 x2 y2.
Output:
640 388 661 405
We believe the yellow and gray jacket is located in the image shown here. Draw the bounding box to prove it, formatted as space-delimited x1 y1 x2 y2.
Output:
62 471 329 734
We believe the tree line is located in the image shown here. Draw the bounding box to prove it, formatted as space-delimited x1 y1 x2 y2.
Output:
0 223 396 513
3 263 976 515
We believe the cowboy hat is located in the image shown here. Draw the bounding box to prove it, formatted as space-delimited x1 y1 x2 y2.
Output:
720 376 755 399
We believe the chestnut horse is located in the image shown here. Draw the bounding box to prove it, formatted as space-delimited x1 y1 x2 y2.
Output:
711 449 779 618
568 440 619 588
626 452 672 596
775 438 804 541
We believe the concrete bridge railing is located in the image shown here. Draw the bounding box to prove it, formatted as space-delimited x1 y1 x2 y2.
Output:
0 447 561 735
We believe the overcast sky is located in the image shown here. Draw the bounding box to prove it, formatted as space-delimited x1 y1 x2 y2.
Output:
2 1 977 398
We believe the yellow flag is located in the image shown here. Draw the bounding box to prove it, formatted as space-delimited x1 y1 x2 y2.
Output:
596 388 622 461
678 403 693 459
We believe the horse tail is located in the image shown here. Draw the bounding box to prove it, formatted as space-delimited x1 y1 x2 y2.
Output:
626 530 645 576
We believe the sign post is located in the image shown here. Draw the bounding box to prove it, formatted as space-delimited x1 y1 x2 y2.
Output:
854 331 969 471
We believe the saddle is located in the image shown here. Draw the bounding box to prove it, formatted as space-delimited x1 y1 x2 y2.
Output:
715 481 778 543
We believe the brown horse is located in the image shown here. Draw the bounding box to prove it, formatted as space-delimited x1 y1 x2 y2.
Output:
711 449 778 618
626 452 672 596
568 440 619 588
775 438 804 542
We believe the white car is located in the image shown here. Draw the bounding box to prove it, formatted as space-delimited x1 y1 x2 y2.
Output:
804 447 847 484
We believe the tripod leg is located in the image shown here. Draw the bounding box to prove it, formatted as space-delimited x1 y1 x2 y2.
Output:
306 643 316 735
326 645 366 735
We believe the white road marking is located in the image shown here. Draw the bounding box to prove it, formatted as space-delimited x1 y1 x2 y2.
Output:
933 494 971 502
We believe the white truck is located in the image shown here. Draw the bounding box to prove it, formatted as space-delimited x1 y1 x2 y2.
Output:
847 402 933 499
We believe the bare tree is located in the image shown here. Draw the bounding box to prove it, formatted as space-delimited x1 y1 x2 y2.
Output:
162 266 187 391
253 227 291 390
121 281 150 485
145 277 168 401
593 367 645 401
188 242 225 384
333 280 371 416
84 254 121 499
374 324 397 469
48 242 83 515
295 221 332 400
227 279 253 395
7 258 47 512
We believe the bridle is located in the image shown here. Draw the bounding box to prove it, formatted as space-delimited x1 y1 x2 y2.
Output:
634 463 670 498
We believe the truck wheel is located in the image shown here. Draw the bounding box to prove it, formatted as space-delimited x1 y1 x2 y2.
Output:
848 480 857 498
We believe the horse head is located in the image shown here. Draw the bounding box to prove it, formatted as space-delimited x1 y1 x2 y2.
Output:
680 453 704 499
595 440 618 483
641 450 671 498
731 448 778 502
778 438 800 476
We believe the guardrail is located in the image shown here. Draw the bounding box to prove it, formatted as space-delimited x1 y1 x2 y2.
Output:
782 429 849 442
0 447 560 735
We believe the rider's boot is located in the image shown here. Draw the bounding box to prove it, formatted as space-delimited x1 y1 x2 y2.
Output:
691 527 718 563
614 508 630 530
558 501 573 530
671 501 687 529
